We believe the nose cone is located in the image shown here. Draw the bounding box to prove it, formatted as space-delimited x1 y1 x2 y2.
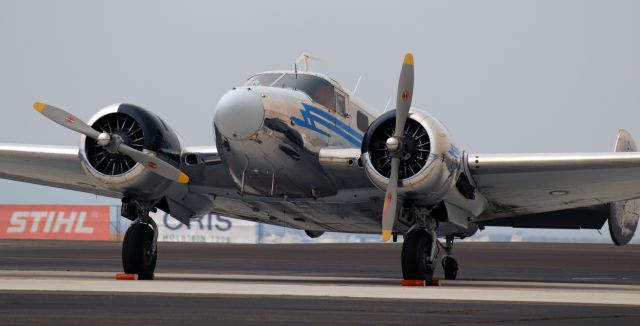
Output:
215 88 265 140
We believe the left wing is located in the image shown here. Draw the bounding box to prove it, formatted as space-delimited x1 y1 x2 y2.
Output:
0 144 121 197
469 151 640 220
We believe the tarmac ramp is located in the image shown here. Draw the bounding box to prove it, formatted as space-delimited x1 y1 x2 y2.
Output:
0 240 638 324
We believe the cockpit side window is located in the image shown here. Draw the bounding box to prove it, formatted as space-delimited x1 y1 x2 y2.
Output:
245 73 282 87
274 74 336 110
336 93 346 116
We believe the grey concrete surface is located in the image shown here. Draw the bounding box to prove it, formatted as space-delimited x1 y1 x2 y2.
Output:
0 240 638 325
0 240 637 283
0 291 638 325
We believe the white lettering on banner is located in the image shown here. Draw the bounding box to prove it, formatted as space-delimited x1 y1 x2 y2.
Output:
44 212 55 233
30 211 48 233
5 211 94 234
74 213 93 233
7 211 28 233
53 212 74 233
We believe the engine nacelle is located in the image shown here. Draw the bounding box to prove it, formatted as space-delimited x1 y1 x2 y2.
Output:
361 109 462 205
79 104 183 200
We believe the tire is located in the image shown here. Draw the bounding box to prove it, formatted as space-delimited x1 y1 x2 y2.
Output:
442 256 458 280
122 223 157 280
401 228 435 281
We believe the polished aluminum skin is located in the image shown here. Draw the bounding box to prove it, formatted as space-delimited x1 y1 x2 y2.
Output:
1 68 639 242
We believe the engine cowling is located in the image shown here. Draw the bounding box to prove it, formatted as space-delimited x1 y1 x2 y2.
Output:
361 109 462 204
79 103 183 200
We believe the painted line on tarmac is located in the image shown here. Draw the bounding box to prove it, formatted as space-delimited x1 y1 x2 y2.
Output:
0 270 638 306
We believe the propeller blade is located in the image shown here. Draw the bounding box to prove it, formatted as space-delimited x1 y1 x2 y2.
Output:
380 53 415 241
394 53 414 138
382 157 400 241
33 102 101 140
117 143 190 184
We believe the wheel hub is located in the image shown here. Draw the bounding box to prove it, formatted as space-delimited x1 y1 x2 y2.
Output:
143 240 155 265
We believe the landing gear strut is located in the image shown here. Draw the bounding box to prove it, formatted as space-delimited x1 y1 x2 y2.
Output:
121 202 158 280
440 235 458 280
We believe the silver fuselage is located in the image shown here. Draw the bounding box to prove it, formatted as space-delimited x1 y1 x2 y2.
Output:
206 71 476 236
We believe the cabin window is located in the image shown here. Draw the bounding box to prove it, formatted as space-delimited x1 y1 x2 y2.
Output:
245 73 282 87
275 74 336 110
356 111 369 132
336 93 346 116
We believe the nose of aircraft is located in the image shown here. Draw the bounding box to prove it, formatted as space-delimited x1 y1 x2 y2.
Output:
214 88 265 140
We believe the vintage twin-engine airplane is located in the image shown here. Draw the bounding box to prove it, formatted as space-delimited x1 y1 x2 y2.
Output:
0 53 638 281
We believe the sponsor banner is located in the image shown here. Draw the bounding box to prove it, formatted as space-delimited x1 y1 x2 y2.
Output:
0 205 111 240
150 211 257 243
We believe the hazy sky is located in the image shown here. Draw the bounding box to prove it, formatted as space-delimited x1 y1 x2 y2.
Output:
1 0 639 206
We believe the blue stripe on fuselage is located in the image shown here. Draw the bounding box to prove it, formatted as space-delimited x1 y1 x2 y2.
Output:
290 103 363 147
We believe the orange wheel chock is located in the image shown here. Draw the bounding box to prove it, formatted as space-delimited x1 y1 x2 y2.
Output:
115 273 138 280
401 279 426 286
400 279 442 287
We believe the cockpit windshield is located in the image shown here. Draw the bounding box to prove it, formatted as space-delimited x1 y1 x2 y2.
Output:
273 74 336 110
244 73 282 87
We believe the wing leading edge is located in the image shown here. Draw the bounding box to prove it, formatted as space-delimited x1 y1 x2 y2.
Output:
0 144 120 197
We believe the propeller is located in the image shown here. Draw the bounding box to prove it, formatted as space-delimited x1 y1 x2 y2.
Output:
381 53 414 241
33 102 190 184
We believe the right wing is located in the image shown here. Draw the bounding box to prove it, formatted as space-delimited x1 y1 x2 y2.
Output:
470 130 640 241
0 144 121 197
469 152 640 220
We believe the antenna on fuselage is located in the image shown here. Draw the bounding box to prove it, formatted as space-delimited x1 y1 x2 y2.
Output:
353 76 362 94
383 96 392 112
295 52 329 72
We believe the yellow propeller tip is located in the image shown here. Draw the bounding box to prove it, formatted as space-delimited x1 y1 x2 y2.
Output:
403 53 414 65
177 172 190 184
382 229 392 241
33 102 46 112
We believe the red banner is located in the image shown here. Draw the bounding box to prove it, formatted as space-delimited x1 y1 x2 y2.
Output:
0 205 110 240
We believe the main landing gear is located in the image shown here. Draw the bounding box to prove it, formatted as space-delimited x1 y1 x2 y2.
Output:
401 227 437 281
121 202 158 280
401 224 459 282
